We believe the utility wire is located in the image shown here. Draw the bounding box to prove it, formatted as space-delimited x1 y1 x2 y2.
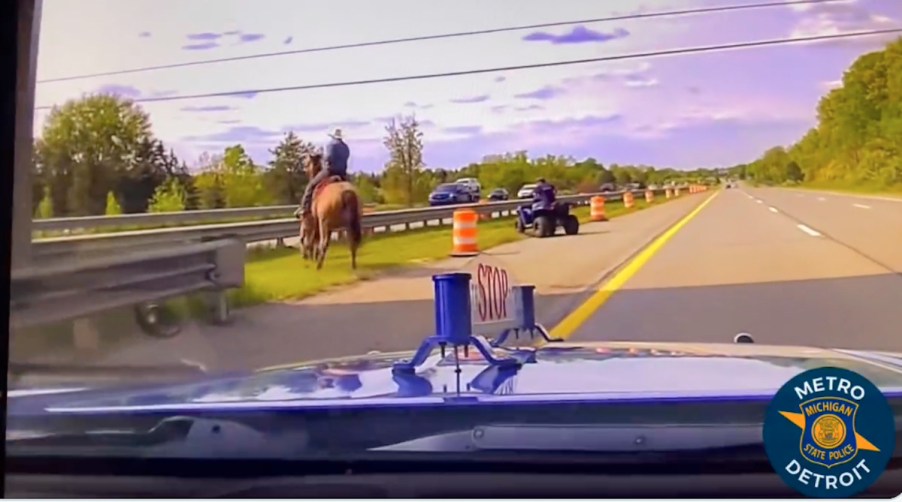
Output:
33 28 902 110
38 0 855 83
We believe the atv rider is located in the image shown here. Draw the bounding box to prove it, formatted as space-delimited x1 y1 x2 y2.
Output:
296 128 351 219
532 177 557 208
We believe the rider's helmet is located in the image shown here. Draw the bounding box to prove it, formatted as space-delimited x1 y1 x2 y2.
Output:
536 177 546 184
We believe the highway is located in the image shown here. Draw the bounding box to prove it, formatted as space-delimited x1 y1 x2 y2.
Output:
16 186 902 377
567 186 902 351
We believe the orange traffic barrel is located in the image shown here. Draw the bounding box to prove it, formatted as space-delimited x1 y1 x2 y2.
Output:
623 191 635 209
451 209 479 257
645 190 654 203
665 188 673 199
590 196 607 222
674 187 681 197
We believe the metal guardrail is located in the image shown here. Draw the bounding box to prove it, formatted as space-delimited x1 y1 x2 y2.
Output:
33 205 302 233
10 238 246 330
32 188 683 233
30 189 678 260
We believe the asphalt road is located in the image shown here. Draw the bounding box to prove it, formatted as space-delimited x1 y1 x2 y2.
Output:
19 193 709 373
570 185 902 351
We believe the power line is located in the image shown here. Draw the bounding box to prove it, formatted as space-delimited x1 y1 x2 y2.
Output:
33 28 902 110
38 0 853 83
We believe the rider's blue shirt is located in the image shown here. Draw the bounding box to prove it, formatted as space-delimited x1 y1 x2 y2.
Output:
325 139 350 175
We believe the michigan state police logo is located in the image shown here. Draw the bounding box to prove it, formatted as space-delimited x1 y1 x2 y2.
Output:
763 367 895 498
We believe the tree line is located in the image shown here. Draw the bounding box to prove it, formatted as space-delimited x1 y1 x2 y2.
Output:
32 96 722 219
734 37 902 189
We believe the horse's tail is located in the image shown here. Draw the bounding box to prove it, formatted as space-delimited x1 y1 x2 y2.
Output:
342 189 363 248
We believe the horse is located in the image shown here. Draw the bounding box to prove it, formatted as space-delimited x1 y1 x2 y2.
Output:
299 154 363 270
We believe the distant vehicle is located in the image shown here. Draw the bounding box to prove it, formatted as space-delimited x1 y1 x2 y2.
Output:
517 183 538 199
429 183 476 206
488 188 509 201
455 178 481 199
600 183 616 193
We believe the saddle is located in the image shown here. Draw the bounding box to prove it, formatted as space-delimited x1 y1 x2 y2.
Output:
314 175 346 197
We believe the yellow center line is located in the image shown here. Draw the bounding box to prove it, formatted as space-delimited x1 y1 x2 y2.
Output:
550 191 721 340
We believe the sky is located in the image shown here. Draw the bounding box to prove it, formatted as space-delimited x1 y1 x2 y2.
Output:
32 0 901 172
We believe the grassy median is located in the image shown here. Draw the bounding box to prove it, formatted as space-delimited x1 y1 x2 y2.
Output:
218 197 669 309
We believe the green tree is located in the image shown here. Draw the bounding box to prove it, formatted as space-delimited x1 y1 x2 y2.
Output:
382 114 425 206
264 131 314 205
148 178 187 213
219 145 271 207
192 152 224 209
748 36 902 189
353 173 383 204
34 186 54 219
104 191 123 215
34 94 155 216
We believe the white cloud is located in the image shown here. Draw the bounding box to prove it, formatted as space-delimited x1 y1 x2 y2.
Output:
788 0 898 42
625 77 660 88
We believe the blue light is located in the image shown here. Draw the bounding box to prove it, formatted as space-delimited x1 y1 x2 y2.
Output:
392 272 522 374
432 273 472 345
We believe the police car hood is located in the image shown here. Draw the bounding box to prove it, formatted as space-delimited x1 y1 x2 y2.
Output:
9 342 902 414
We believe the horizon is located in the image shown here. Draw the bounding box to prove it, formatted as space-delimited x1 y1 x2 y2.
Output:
32 0 901 173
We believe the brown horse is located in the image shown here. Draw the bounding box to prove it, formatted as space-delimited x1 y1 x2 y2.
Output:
299 154 363 270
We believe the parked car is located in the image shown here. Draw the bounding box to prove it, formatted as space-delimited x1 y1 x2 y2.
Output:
517 183 538 199
600 183 616 193
455 178 482 199
429 183 476 206
488 188 509 201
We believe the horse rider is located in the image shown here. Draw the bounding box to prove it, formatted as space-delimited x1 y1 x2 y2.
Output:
532 177 557 207
297 128 351 219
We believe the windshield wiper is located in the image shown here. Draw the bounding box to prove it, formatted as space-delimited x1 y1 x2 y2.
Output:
372 423 766 454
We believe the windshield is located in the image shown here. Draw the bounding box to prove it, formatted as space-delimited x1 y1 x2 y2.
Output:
7 0 902 477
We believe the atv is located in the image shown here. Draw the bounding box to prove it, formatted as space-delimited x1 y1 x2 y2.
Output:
515 199 580 238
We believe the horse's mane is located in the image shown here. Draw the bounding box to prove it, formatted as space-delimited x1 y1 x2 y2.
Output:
306 153 324 177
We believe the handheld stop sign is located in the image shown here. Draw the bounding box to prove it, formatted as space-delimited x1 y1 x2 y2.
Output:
463 256 518 332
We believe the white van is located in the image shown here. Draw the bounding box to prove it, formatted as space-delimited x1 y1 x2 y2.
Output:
455 178 482 199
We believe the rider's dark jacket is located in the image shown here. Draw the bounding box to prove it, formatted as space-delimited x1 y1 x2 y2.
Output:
533 182 556 205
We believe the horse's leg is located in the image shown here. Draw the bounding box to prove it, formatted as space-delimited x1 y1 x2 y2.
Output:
316 220 331 270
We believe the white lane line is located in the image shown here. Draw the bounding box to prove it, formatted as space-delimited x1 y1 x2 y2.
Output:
788 189 902 203
769 207 779 213
852 203 871 210
756 199 763 204
797 224 822 237
817 197 826 202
